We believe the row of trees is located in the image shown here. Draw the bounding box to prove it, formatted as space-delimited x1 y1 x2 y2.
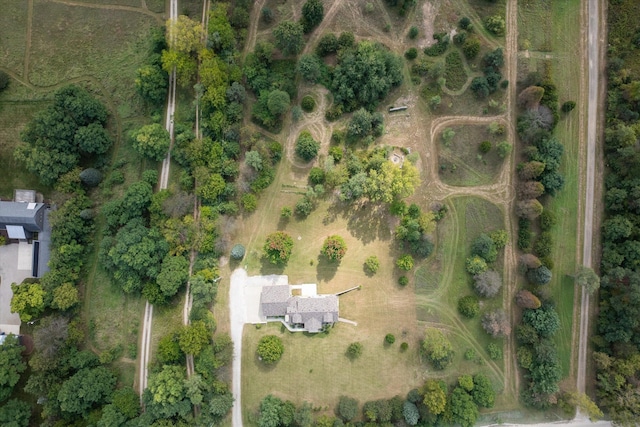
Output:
593 1 640 422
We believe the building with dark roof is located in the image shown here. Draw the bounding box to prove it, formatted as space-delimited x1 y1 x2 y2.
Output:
0 201 47 239
259 285 339 333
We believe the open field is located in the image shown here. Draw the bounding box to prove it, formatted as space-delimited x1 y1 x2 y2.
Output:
437 124 506 186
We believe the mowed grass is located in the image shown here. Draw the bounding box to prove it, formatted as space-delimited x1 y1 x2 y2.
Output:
437 124 506 186
0 101 51 199
415 196 507 407
29 1 156 119
0 1 28 76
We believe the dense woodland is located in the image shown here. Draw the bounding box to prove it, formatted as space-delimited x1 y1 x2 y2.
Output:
594 0 640 424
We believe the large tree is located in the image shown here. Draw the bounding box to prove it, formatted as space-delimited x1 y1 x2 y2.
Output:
365 161 420 203
131 123 171 161
263 232 294 265
321 235 347 261
0 399 31 427
331 41 403 111
10 282 46 322
273 21 305 56
157 255 190 298
256 335 284 364
422 328 454 370
300 0 324 33
0 335 26 403
57 366 117 416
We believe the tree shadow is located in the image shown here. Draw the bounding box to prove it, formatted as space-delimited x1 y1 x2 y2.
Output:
260 257 287 275
316 255 339 283
325 201 392 244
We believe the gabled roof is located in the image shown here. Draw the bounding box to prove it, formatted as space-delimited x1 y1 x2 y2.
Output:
260 285 291 317
0 202 46 232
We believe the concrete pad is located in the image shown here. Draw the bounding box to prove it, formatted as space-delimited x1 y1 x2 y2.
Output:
290 283 317 297
0 324 20 335
17 241 32 270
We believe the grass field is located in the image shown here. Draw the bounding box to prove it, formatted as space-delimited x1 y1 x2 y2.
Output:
516 0 582 378
517 0 552 51
0 1 28 76
437 124 506 186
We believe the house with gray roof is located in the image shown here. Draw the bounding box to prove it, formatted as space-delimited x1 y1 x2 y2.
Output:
0 201 47 239
259 284 339 333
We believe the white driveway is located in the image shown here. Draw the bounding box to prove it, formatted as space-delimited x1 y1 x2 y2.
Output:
229 269 289 427
0 243 32 334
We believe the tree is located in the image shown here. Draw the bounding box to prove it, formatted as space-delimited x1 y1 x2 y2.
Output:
157 334 182 365
449 387 478 427
518 161 545 180
179 321 210 356
422 328 454 369
0 399 31 427
523 305 560 338
321 235 347 261
574 266 600 294
147 365 186 406
79 168 102 187
10 282 46 322
315 33 339 56
295 131 320 161
527 265 552 285
484 15 506 36
466 256 488 275
131 123 170 161
518 181 545 199
471 233 498 263
157 255 189 298
57 366 117 416
516 199 544 220
0 71 9 92
263 232 294 264
267 90 291 116
74 123 112 154
364 256 380 274
245 150 263 171
273 21 305 56
297 54 323 83
471 374 495 408
0 335 25 403
331 41 403 111
396 254 414 271
518 86 545 109
33 316 68 360
337 396 359 421
421 379 447 414
167 15 204 54
346 342 363 359
515 289 541 309
481 309 511 337
136 64 168 105
462 38 481 59
365 161 420 203
497 141 512 158
561 101 576 112
52 282 80 310
257 335 284 364
458 295 480 318
258 395 286 427
403 401 419 425
301 0 324 33
231 244 245 260
470 77 490 98
347 108 375 138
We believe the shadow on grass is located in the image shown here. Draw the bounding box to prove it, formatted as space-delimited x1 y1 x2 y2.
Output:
259 257 286 275
325 201 393 244
316 255 339 282
252 352 280 373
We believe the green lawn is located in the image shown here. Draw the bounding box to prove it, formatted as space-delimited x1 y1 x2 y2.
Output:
517 0 552 51
0 1 28 76
437 124 506 186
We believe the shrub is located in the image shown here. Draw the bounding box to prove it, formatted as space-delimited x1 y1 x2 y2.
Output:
485 15 506 36
458 295 480 318
473 270 502 298
482 310 511 337
385 334 396 344
301 95 316 112
540 210 557 231
405 48 418 60
308 167 325 185
479 141 492 153
487 343 502 361
316 33 339 56
422 328 454 370
466 256 488 275
79 168 103 187
347 342 363 359
496 141 512 158
256 335 284 364
280 207 292 218
338 396 359 421
398 276 409 286
471 233 498 262
396 254 414 271
464 348 476 360
321 235 348 261
408 26 419 39
364 255 380 274
295 130 320 161
459 17 471 30
517 346 533 369
230 244 246 260
515 289 541 309
527 265 552 285
261 7 274 24
462 38 481 59
400 342 409 351
242 193 258 212
561 101 576 112
263 231 294 264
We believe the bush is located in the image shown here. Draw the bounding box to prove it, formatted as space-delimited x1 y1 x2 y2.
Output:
527 265 552 285
497 141 512 158
308 167 325 185
405 48 418 60
488 342 507 360
540 210 557 231
459 17 471 30
242 193 258 212
364 255 380 274
256 335 284 364
396 254 414 271
230 244 245 260
400 342 409 351
398 276 409 286
464 348 476 360
462 38 481 59
466 256 488 275
385 334 396 344
261 7 274 24
347 342 363 359
561 101 576 112
301 95 316 112
458 295 480 318
321 235 348 261
280 207 292 218
485 15 506 36
338 396 359 421
482 310 511 337
408 26 419 39
79 168 103 187
479 141 492 153
295 130 320 161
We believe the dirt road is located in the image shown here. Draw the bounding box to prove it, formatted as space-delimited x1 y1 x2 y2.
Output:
229 269 247 427
138 0 178 400
576 0 602 395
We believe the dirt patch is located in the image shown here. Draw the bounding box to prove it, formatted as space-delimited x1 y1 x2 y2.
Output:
418 1 439 49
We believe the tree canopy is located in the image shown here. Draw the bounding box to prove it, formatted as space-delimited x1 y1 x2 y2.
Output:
0 335 26 403
273 21 305 56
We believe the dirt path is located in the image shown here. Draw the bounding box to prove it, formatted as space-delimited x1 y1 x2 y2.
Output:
23 0 33 81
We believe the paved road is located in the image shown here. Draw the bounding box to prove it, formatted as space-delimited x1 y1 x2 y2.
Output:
488 418 610 427
138 0 178 399
576 0 600 396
